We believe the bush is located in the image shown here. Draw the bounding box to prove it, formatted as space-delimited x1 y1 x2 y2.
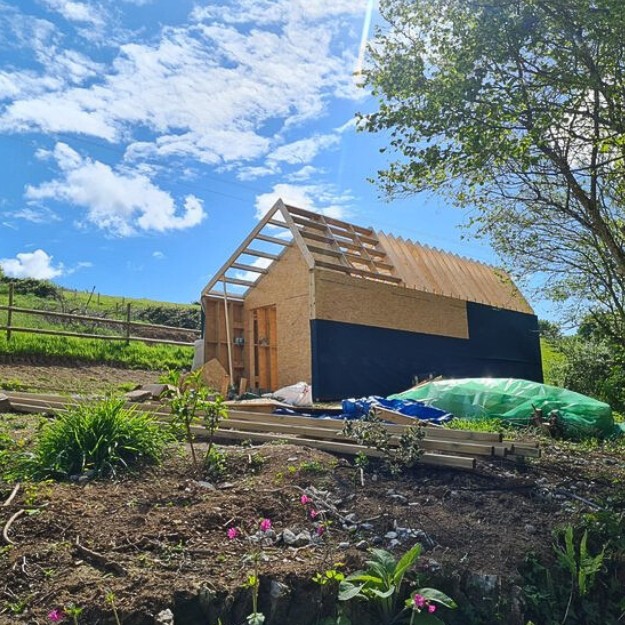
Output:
2 276 60 299
27 398 170 480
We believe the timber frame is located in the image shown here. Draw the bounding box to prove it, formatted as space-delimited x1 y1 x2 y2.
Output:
200 200 540 398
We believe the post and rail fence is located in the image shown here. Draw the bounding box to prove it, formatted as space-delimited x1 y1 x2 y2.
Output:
1 284 200 348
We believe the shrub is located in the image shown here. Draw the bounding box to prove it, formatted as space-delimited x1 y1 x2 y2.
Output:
27 398 170 480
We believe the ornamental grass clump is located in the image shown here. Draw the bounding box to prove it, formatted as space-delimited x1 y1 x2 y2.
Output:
28 398 170 480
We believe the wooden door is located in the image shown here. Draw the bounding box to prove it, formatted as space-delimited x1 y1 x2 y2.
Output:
252 305 277 391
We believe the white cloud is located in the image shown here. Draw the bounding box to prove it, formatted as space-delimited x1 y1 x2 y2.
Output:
254 183 354 221
269 134 340 166
0 249 64 279
25 143 206 236
0 1 366 167
8 206 60 224
152 251 165 259
41 0 104 26
285 166 321 182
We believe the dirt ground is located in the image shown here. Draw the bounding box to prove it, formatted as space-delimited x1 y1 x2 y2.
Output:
1 364 624 625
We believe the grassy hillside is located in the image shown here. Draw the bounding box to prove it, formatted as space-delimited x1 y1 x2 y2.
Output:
0 277 200 370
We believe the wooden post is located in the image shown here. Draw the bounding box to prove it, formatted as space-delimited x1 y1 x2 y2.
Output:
7 283 14 341
125 303 131 345
222 284 234 383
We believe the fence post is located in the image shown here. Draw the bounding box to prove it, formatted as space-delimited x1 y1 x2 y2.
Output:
7 283 13 341
126 303 131 345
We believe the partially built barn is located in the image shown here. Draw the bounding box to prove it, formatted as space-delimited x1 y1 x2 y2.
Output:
200 200 542 400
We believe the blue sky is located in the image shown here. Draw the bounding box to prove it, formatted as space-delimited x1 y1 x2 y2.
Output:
0 0 545 316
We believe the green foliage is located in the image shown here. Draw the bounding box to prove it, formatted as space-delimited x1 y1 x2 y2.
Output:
548 336 625 411
26 398 170 480
1 276 60 298
362 0 625 342
338 544 455 625
167 370 228 469
135 305 200 330
522 516 625 625
344 413 423 475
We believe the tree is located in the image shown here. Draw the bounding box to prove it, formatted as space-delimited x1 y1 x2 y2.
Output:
361 0 625 343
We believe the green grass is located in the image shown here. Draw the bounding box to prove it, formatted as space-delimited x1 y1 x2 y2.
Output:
0 278 198 370
0 333 192 370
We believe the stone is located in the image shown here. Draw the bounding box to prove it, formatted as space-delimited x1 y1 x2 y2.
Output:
524 524 536 535
0 393 10 411
141 383 172 399
125 389 152 402
360 522 374 531
338 542 350 549
155 609 174 625
282 529 298 546
384 531 398 539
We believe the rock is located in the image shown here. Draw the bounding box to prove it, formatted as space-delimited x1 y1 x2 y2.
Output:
155 609 174 625
524 524 536 535
338 542 350 549
388 539 401 548
125 389 152 402
371 536 384 546
384 531 398 539
294 532 311 546
282 529 298 545
196 481 216 490
344 513 357 523
389 494 408 504
141 383 174 399
360 522 374 531
355 540 368 550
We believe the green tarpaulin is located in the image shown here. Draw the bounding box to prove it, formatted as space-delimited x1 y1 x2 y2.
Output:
390 378 617 438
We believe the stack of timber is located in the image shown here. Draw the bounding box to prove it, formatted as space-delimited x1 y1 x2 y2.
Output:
4 392 540 471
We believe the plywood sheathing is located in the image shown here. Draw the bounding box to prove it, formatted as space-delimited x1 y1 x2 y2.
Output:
376 232 533 314
201 297 246 383
314 268 469 339
245 245 312 389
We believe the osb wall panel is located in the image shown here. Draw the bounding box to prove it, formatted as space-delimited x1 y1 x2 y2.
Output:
313 269 469 339
201 297 246 379
245 245 312 387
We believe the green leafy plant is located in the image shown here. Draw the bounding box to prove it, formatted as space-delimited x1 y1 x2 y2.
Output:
168 369 228 469
343 414 423 475
27 398 169 480
556 526 605 624
338 544 455 625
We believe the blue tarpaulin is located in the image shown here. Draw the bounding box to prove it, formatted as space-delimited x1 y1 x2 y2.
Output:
341 396 452 424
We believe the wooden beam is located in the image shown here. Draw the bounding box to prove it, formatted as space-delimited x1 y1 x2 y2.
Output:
223 276 258 287
285 204 374 236
256 233 291 246
315 260 403 283
276 200 316 269
201 201 283 295
243 248 281 260
231 262 269 274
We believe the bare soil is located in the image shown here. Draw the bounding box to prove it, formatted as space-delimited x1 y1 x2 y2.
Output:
1 364 624 625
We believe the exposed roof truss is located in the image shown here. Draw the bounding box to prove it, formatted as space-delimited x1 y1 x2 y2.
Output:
201 200 402 299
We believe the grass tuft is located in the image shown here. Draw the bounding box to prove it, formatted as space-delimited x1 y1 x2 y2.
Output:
26 398 171 480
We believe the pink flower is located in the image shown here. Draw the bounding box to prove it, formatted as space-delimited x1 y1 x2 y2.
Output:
316 525 326 536
309 509 319 520
300 494 311 505
227 527 239 540
259 518 272 532
48 609 65 622
413 594 426 608
428 604 436 614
